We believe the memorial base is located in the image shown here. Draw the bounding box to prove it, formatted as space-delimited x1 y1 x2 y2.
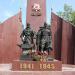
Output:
12 60 62 71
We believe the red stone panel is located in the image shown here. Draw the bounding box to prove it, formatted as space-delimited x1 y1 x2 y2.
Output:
0 23 3 39
26 0 46 32
12 60 62 71
0 23 4 63
72 26 75 64
51 12 62 60
51 12 75 64
0 11 22 63
74 49 75 65
61 20 73 64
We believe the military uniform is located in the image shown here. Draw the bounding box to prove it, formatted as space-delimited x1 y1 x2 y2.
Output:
36 22 52 54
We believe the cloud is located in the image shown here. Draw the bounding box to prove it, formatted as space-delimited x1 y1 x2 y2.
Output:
0 11 14 22
23 0 27 8
11 0 16 3
5 11 13 18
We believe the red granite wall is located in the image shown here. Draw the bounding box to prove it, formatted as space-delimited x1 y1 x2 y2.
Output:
72 26 75 64
0 24 3 39
61 20 73 64
74 47 75 64
51 12 62 60
0 11 22 63
0 23 4 62
51 12 75 64
26 0 46 32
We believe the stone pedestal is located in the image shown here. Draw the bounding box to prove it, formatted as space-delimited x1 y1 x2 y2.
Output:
12 60 62 71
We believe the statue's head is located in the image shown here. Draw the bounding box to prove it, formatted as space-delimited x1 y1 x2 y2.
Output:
27 23 30 27
26 23 30 29
44 22 47 28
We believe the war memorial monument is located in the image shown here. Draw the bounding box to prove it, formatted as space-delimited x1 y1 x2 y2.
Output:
12 0 62 71
0 0 75 74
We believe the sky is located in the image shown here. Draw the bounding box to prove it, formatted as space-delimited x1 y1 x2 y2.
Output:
0 0 75 27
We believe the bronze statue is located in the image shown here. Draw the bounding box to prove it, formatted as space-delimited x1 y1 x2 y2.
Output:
36 22 52 55
19 23 35 60
20 23 35 49
18 22 53 60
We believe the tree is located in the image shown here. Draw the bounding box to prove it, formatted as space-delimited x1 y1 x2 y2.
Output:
57 4 75 25
70 11 75 25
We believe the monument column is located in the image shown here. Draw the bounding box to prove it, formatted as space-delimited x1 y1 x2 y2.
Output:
26 0 46 32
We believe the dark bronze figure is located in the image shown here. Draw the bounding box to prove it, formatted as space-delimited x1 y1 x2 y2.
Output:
36 22 52 55
18 22 53 61
20 23 35 49
19 23 35 60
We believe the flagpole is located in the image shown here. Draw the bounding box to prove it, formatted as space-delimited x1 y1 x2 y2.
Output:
51 0 52 25
18 0 22 22
19 0 22 10
51 0 53 13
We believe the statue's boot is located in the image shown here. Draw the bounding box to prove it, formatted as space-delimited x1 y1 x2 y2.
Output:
17 44 22 48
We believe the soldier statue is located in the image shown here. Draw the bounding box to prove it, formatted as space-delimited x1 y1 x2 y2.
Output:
36 22 52 55
19 23 35 60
